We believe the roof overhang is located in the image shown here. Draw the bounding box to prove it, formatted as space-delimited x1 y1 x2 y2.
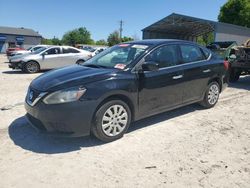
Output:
142 13 216 37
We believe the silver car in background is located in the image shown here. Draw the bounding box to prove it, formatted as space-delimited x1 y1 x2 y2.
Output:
9 46 92 73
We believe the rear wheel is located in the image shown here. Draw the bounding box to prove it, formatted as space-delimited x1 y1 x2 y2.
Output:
91 100 131 142
24 61 40 73
200 82 220 108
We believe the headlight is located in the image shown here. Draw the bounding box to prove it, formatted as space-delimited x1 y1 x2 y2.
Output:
43 87 86 104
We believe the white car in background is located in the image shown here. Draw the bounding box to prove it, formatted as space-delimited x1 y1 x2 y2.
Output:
9 46 92 73
81 46 108 57
8 45 50 59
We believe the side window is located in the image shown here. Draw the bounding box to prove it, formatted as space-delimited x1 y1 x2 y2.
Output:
201 48 211 59
63 47 80 53
145 45 179 68
45 48 60 55
180 45 205 63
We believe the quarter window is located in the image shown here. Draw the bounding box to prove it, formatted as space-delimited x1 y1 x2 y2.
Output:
145 45 179 68
180 45 205 63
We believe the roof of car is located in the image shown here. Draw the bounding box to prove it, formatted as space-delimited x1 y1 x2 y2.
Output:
126 39 194 46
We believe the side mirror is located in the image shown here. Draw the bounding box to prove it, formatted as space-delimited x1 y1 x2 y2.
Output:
229 54 236 60
142 61 159 71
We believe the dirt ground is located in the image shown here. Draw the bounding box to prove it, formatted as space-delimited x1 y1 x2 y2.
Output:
0 54 249 188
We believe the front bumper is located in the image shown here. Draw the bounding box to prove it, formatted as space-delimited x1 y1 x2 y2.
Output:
8 61 23 69
25 98 98 137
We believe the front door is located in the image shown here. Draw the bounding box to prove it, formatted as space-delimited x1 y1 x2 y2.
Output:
41 47 61 69
138 44 184 116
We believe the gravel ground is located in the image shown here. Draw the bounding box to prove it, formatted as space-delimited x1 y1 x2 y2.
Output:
0 54 249 188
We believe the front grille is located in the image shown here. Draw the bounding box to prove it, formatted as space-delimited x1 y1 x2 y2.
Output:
26 87 47 106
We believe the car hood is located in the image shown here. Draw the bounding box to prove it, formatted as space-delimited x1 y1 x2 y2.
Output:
10 53 35 61
30 65 116 91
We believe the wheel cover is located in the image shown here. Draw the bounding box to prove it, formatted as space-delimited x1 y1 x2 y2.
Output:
101 104 128 137
27 62 38 73
208 84 219 105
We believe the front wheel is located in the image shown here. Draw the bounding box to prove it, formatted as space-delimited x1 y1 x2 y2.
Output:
91 100 131 142
23 61 40 73
76 59 85 64
200 82 220 108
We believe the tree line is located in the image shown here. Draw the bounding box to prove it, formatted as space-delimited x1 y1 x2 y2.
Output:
42 27 134 47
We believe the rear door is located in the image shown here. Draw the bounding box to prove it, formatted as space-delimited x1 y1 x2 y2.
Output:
179 44 213 103
60 47 82 67
138 44 184 115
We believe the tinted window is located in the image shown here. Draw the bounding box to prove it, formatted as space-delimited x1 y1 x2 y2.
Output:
202 48 211 59
145 45 179 68
45 48 60 55
180 45 205 63
63 47 79 54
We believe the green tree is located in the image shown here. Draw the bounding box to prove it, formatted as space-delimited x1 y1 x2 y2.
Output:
96 39 107 46
121 36 133 42
107 31 121 46
51 37 62 45
218 0 250 27
62 27 93 46
197 32 214 46
41 38 53 45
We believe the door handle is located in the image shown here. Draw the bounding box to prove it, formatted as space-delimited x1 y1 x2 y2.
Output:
172 75 183 80
203 69 211 73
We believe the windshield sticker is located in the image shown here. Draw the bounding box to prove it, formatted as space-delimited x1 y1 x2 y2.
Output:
131 45 148 49
119 44 130 47
114 64 126 69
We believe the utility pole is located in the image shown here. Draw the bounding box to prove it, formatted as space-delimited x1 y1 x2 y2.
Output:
119 20 124 40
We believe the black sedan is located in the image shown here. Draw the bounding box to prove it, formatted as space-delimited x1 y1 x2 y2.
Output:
25 39 228 142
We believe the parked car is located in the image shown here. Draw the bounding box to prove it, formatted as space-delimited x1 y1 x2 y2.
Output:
9 46 92 73
25 39 228 142
9 45 50 58
88 47 107 57
77 45 107 57
6 46 24 56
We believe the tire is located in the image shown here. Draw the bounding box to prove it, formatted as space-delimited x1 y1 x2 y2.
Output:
76 59 85 64
24 61 40 73
199 82 220 109
229 68 240 82
91 100 131 142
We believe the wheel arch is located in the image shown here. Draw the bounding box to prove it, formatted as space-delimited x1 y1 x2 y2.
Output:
25 60 40 68
94 94 135 122
207 77 222 92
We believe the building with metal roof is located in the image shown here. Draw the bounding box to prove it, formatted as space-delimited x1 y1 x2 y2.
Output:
142 13 250 45
0 26 42 53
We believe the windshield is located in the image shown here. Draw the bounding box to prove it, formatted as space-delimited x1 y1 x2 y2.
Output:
32 47 47 54
83 44 149 69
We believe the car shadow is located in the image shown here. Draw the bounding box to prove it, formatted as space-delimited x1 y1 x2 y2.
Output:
228 75 250 90
129 103 202 132
8 116 104 154
9 104 201 154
